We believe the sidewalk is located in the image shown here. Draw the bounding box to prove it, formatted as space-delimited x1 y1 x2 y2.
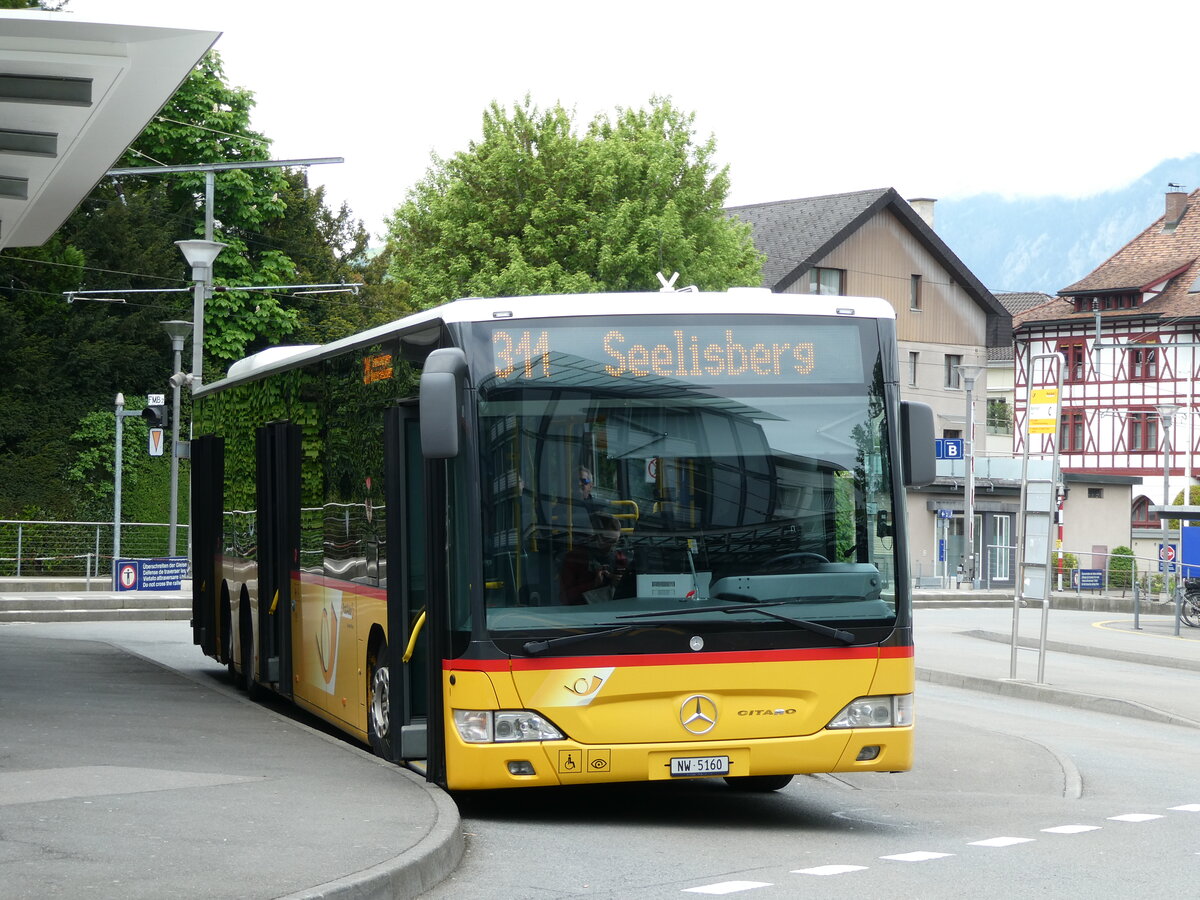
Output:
0 622 462 899
913 599 1200 728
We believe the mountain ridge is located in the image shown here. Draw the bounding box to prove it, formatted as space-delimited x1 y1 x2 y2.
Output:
936 155 1200 296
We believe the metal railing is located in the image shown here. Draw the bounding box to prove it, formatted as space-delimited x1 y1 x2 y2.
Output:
0 519 188 578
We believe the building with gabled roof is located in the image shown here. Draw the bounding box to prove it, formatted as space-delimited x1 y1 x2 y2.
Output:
1013 188 1200 567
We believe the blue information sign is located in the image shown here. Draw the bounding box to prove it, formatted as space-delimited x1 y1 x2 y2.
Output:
935 438 964 460
114 557 190 592
1074 569 1104 590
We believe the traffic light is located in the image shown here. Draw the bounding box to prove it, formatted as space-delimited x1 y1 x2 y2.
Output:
141 403 167 429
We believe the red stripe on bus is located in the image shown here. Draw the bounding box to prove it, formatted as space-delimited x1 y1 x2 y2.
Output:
446 644 913 672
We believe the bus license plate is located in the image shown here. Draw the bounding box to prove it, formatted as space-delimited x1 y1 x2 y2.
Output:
670 755 730 777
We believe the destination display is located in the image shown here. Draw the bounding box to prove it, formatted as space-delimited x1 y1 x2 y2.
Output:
486 321 869 385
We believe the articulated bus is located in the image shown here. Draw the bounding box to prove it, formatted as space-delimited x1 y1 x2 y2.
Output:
190 288 935 791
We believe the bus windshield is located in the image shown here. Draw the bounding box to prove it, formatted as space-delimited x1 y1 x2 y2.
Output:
464 314 899 644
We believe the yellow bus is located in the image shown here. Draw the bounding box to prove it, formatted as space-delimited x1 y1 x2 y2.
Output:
190 288 934 791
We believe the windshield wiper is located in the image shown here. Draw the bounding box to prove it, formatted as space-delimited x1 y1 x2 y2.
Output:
616 595 856 645
521 625 634 656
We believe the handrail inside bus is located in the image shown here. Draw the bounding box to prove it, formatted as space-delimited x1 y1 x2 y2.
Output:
403 610 427 664
610 499 639 533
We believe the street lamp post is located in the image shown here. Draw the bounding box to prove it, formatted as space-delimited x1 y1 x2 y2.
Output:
1157 403 1180 606
161 320 193 557
958 364 986 588
174 239 226 387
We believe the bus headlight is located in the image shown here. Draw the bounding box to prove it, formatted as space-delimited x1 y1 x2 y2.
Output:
827 694 913 729
453 709 564 743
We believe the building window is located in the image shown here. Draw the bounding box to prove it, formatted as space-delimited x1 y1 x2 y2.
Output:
945 354 962 389
908 351 919 386
805 267 844 295
1057 340 1087 383
1132 496 1155 528
1128 410 1158 451
1130 344 1158 381
1060 409 1085 453
910 274 922 310
943 428 962 440
1088 488 1104 499
987 398 1013 435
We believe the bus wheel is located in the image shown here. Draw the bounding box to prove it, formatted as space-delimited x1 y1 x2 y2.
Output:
368 643 394 758
239 599 262 699
724 774 794 792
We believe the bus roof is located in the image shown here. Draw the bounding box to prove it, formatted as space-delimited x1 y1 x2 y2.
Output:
201 289 896 394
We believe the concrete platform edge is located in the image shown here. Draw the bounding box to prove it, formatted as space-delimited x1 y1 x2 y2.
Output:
916 666 1200 730
284 780 464 900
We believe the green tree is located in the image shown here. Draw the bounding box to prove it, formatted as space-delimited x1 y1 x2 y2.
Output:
255 170 412 344
1168 484 1200 529
114 51 299 371
65 409 172 525
0 50 373 522
386 96 762 307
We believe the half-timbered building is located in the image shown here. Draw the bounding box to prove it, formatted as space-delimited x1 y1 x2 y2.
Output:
1014 188 1200 564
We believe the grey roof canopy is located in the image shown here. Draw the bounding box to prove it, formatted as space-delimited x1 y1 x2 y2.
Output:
0 11 219 250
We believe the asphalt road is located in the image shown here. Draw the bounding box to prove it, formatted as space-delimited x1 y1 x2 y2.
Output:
423 608 1200 898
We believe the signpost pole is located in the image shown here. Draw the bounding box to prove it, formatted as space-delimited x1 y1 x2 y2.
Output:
112 393 125 585
1157 404 1180 633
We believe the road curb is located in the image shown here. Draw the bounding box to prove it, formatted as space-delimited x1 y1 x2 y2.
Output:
285 778 464 900
916 666 1200 730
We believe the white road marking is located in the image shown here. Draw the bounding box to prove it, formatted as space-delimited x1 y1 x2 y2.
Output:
1169 804 1200 811
969 837 1034 847
1107 813 1163 822
1042 825 1101 834
792 865 868 876
683 881 771 894
880 851 954 862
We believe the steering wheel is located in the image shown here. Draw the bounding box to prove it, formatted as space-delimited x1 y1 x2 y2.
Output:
761 552 829 572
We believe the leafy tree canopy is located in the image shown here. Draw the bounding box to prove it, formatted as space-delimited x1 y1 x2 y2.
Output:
0 50 378 520
385 96 763 307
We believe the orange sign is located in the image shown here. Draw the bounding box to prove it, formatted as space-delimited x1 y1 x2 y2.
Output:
362 353 393 384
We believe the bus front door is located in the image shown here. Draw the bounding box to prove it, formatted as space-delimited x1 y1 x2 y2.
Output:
382 403 430 763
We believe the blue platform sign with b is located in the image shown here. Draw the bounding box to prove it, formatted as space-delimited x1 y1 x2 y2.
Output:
935 438 964 460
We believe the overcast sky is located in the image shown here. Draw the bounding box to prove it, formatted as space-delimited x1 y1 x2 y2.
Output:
65 0 1200 243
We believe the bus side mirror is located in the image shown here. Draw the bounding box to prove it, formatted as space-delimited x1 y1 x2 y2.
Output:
901 401 935 487
420 348 468 459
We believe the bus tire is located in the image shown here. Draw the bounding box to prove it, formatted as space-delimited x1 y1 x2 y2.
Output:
220 588 233 674
723 774 794 792
239 598 263 699
367 641 394 759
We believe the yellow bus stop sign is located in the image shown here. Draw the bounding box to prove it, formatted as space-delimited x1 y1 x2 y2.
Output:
1029 387 1059 434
